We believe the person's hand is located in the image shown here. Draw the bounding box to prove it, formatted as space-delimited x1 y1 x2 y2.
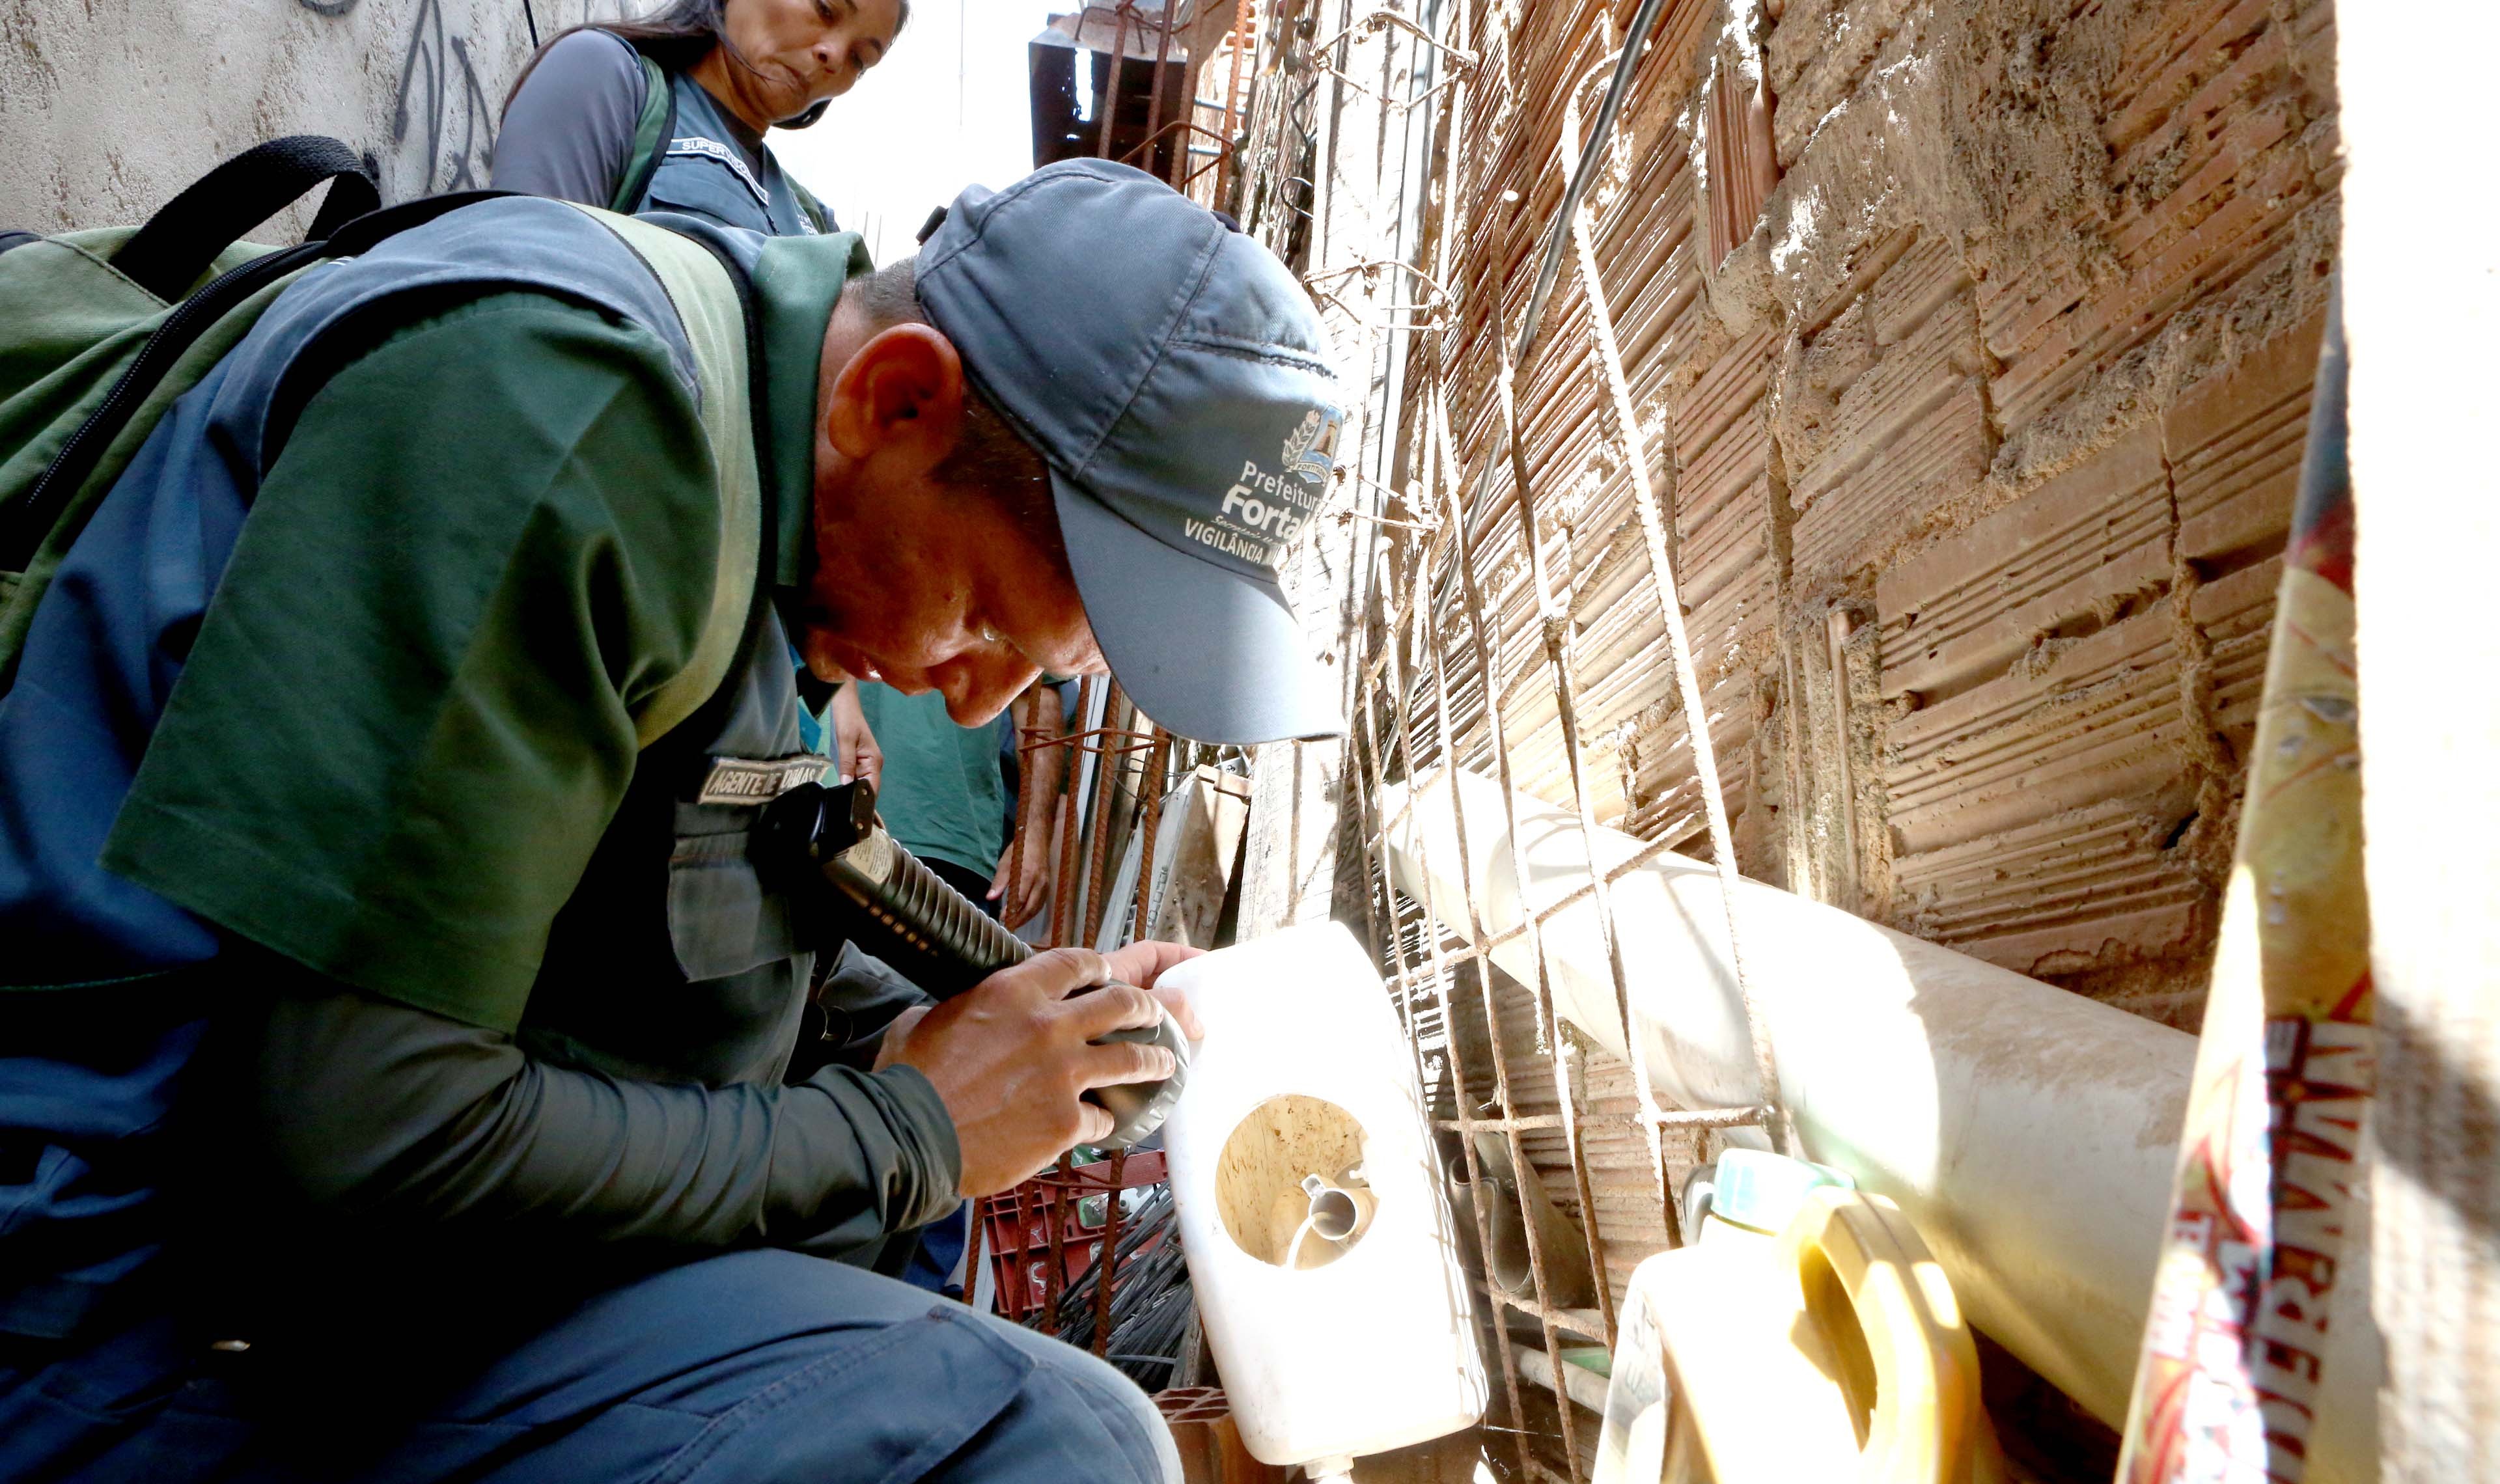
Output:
891 947 1182 1196
986 831 1054 928
870 1004 931 1071
830 684 882 793
1104 938 1205 1041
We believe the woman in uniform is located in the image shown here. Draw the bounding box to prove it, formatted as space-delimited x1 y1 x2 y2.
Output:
495 0 902 782
493 0 904 236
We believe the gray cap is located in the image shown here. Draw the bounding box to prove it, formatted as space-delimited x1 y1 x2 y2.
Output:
914 160 1345 746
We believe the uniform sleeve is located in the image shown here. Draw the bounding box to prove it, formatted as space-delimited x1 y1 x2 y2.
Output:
104 294 716 1032
492 29 646 208
252 965 963 1252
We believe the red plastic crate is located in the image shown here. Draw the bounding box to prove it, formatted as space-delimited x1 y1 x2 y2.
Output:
978 1149 1166 1321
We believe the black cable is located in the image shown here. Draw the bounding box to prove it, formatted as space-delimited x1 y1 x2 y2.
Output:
1510 0 1671 368
1463 0 1674 550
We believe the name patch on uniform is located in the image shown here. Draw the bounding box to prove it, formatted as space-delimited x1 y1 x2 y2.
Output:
697 752 829 806
666 136 774 210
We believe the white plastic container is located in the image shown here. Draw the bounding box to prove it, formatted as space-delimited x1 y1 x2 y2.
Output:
1161 923 1486 1472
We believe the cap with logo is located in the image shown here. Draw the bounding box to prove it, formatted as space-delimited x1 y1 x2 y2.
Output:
913 159 1345 746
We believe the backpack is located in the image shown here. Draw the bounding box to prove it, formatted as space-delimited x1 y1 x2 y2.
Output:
0 135 762 738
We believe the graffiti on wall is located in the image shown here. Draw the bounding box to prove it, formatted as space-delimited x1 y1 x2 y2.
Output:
299 0 622 199
393 0 497 193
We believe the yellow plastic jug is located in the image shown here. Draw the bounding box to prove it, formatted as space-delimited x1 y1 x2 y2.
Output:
1592 1187 2005 1484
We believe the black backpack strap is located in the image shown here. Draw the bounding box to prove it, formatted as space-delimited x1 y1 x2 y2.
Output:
111 137 381 303
317 189 516 256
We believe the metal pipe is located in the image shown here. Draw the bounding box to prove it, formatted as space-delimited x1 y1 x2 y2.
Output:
1510 0 1669 371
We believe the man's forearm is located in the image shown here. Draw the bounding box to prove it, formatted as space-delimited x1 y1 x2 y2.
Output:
249 968 962 1254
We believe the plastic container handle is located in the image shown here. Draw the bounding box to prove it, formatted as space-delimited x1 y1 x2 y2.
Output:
1777 1187 1988 1484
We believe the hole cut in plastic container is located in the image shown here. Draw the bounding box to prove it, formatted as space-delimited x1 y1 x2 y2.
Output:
1215 1093 1371 1270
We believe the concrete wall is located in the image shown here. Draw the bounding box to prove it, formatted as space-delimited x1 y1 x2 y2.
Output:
1 0 628 236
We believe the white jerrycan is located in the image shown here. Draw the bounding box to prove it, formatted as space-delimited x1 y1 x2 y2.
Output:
1161 923 1486 1476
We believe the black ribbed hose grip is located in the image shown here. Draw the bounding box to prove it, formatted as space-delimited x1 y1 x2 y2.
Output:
840 834 1036 994
754 778 1188 1146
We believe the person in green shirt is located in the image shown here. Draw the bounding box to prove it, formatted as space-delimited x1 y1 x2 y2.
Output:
0 161 1342 1482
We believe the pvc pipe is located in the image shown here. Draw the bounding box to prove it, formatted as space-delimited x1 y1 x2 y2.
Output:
1380 767 2191 1427
1299 1174 1374 1243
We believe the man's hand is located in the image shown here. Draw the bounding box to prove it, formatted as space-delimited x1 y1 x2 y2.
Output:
1107 938 1205 1041
870 1004 931 1071
890 942 1204 1196
829 683 882 792
986 831 1053 928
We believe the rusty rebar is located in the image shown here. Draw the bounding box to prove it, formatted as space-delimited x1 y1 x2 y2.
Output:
1421 406 1598 1482
1041 1150 1072 1335
1080 681 1128 948
961 1191 986 1307
1142 0 1178 185
1008 686 1041 936
1128 728 1172 944
1094 0 1133 163
1212 0 1253 206
1048 678 1098 951
1091 1148 1127 1355
1115 120 1237 183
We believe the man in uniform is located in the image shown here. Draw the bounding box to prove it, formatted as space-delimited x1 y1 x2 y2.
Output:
0 160 1340 1481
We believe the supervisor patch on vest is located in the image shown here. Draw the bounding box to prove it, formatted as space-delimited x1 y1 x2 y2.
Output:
697 752 828 805
666 136 773 211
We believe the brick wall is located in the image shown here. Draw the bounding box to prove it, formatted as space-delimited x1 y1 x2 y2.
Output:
1408 0 2338 1026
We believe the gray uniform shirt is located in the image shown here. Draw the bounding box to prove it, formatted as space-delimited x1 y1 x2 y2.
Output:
491 29 652 209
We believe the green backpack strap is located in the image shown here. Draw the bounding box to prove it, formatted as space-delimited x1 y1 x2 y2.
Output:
0 143 454 695
572 206 765 748
611 52 678 214
786 176 835 236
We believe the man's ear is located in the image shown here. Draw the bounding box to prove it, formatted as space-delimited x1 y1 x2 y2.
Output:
823 323 967 469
